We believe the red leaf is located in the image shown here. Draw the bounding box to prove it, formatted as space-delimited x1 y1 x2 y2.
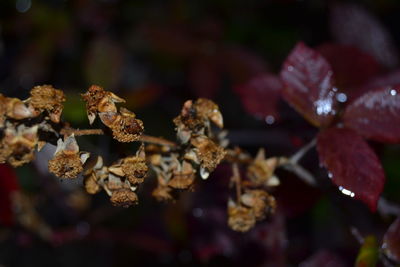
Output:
343 86 400 143
234 73 282 122
0 164 20 226
330 3 399 68
364 69 400 91
317 43 382 89
382 217 400 263
280 42 338 127
317 128 385 211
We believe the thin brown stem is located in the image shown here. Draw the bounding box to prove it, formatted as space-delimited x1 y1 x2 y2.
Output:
61 128 104 136
138 135 177 147
60 127 178 147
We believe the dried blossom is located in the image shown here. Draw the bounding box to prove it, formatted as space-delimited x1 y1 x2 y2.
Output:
240 189 276 220
152 175 174 201
99 107 144 142
247 149 280 187
48 135 90 178
193 98 223 128
227 199 256 232
3 97 35 121
28 85 66 123
81 85 125 124
191 135 226 173
83 156 108 194
0 124 39 167
168 160 196 189
108 145 148 185
110 188 138 207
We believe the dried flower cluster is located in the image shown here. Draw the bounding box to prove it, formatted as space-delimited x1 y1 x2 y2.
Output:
0 85 280 232
0 85 65 167
148 98 227 201
227 150 279 232
83 145 147 207
81 85 144 142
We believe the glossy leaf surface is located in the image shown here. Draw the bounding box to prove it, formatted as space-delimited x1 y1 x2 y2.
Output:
280 42 337 127
343 86 400 143
317 43 381 89
317 128 385 211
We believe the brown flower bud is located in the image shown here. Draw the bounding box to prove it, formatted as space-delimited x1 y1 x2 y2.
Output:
124 157 148 184
84 172 101 194
240 190 276 220
168 161 195 189
1 125 39 167
48 135 90 178
5 98 35 120
191 136 226 173
227 199 256 232
81 85 125 124
83 156 107 194
110 188 138 207
247 149 279 186
28 85 66 123
100 108 144 142
194 98 223 128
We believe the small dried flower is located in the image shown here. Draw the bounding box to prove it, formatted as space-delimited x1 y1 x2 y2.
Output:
191 136 226 172
48 135 90 178
28 85 66 123
240 189 276 220
81 85 125 124
1 125 39 167
194 98 223 128
168 161 196 189
5 97 35 120
99 108 144 142
152 175 174 201
227 199 256 232
85 172 101 194
247 149 279 186
110 188 138 207
83 156 107 194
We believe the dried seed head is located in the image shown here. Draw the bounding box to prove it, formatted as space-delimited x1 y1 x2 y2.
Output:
81 85 125 124
122 156 148 184
152 185 173 202
110 188 138 207
29 85 66 123
106 109 144 142
194 98 223 128
84 172 102 194
227 199 256 232
1 125 39 167
106 173 126 191
247 149 279 186
173 100 205 138
168 161 195 189
5 98 35 120
240 190 276 220
191 136 226 172
48 135 89 178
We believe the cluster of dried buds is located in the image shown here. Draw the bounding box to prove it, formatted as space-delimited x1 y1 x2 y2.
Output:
0 85 65 167
149 98 227 201
81 85 144 142
83 145 148 207
227 149 280 232
1 85 280 233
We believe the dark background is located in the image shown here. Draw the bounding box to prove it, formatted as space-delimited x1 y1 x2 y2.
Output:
0 0 400 266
